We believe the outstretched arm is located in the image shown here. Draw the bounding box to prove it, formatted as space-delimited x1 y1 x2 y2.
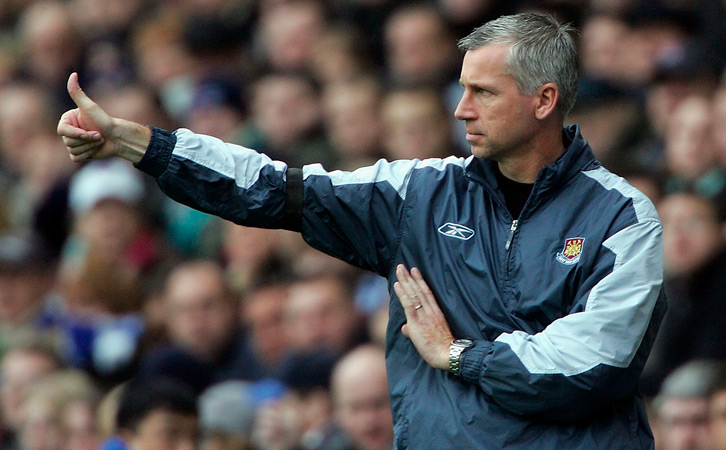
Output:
57 72 150 163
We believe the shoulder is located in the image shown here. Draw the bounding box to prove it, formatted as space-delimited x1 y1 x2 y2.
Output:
579 165 660 224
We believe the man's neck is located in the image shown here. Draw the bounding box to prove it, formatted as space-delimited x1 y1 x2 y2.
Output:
497 124 566 183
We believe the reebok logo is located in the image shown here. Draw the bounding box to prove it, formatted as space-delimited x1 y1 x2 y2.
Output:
438 223 475 240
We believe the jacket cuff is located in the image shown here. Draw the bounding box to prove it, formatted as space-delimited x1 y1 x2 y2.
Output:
459 340 493 384
134 127 176 178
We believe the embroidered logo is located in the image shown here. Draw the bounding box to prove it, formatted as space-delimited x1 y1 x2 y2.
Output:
438 223 475 240
556 237 585 265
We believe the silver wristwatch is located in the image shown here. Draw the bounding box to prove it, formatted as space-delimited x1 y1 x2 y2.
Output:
449 339 474 375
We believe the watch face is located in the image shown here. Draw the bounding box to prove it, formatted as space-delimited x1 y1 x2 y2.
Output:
453 339 474 347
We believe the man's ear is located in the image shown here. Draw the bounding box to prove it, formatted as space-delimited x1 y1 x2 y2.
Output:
534 82 559 120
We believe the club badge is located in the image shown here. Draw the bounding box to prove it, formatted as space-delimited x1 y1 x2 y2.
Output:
556 237 585 265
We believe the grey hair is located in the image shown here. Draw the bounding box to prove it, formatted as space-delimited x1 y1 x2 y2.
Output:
458 12 579 118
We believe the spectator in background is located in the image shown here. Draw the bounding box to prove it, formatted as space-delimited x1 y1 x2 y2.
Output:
311 25 375 86
57 160 169 380
283 274 367 356
380 88 456 160
0 232 60 341
252 351 344 450
3 133 75 244
651 360 721 450
129 11 195 120
0 334 63 448
641 193 726 395
232 72 336 168
140 260 260 394
198 381 256 450
15 1 84 106
221 222 297 295
240 282 290 376
0 83 56 181
254 0 327 73
383 4 459 89
322 77 385 170
18 370 102 450
331 345 393 450
633 41 720 173
663 95 726 220
115 378 199 450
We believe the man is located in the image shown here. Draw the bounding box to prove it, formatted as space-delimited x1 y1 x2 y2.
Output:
115 378 199 450
140 260 262 393
650 360 720 450
58 12 666 449
331 345 393 450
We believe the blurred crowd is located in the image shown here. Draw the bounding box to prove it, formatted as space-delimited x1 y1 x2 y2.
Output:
1 0 726 449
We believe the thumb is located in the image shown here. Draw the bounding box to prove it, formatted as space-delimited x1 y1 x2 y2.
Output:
67 72 97 110
401 323 410 338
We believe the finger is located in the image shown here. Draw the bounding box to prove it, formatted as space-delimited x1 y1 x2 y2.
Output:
63 135 102 148
58 119 102 141
401 323 410 338
66 140 104 156
410 267 435 308
68 148 100 163
67 72 98 110
395 265 421 310
397 264 425 308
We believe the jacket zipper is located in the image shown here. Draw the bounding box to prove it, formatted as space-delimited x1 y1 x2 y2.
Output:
504 219 518 251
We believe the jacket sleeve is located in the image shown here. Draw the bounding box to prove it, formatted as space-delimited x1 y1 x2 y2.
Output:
135 127 294 229
135 127 418 274
458 219 667 421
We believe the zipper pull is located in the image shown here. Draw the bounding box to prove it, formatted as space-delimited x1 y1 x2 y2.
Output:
505 219 518 251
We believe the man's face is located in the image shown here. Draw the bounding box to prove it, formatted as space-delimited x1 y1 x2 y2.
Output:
454 43 539 161
125 410 198 450
658 397 713 450
165 267 235 359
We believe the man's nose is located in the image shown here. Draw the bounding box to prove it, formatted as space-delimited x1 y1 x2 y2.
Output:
454 92 475 121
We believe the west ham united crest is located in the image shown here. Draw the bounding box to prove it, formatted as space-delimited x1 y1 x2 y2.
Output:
556 237 585 265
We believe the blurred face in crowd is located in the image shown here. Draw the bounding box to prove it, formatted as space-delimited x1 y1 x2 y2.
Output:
385 7 455 86
0 349 58 430
18 1 81 85
579 15 629 82
657 397 713 450
0 84 51 172
241 284 289 366
455 43 542 162
258 1 324 72
323 80 382 162
77 199 141 260
659 194 723 277
284 276 359 353
0 269 52 326
665 96 716 180
251 75 321 149
165 262 237 360
333 347 393 450
382 89 451 160
124 409 199 450
19 394 63 450
62 399 101 450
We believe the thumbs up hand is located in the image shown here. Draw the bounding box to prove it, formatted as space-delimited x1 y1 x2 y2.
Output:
57 73 150 163
57 73 114 162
